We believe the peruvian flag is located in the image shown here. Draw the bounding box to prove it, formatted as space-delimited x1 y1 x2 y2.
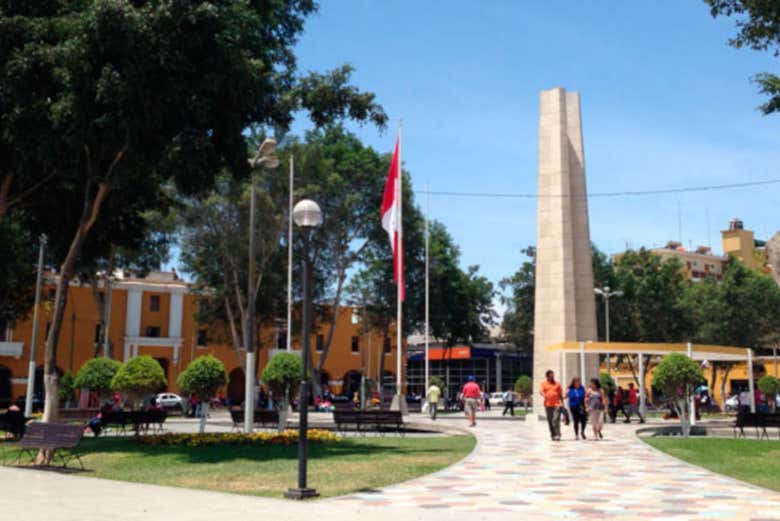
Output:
381 137 404 301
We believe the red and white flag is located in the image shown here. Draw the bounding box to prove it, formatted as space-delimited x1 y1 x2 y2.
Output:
381 136 404 301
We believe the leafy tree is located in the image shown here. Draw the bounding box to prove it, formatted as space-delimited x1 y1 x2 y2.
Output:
111 356 166 407
514 375 533 411
0 214 37 325
758 375 780 412
74 357 122 400
599 372 616 393
705 1 780 114
177 355 228 433
652 353 703 437
57 372 75 406
261 352 302 429
3 1 385 425
428 376 446 393
611 249 693 343
500 247 535 351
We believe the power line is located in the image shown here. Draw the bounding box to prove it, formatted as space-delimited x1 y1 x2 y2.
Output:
420 178 780 199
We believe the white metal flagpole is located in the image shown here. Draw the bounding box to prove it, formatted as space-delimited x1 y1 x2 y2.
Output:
396 121 403 402
424 180 430 394
286 154 294 351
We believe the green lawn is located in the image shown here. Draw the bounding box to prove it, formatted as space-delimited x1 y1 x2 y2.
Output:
643 437 780 492
0 434 474 498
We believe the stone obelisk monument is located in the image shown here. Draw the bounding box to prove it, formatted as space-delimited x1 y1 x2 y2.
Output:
533 87 598 416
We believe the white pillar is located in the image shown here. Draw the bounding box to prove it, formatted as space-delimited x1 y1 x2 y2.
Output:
579 342 586 382
638 352 646 415
123 341 131 362
747 348 756 413
125 288 142 338
496 354 502 393
168 289 184 339
687 342 696 426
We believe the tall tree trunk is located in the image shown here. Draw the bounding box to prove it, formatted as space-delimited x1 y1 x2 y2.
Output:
720 363 734 410
41 181 110 423
0 175 12 224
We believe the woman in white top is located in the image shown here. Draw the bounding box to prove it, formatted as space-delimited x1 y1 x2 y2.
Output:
585 378 607 440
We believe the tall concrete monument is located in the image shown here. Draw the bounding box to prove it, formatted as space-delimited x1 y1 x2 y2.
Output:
533 87 598 414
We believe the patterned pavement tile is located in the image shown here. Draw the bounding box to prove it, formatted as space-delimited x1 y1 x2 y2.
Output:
330 416 780 520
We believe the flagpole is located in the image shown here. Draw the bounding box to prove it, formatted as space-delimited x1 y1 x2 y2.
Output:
286 154 294 351
424 180 430 395
396 120 403 404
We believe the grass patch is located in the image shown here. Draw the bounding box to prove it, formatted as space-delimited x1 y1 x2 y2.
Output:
643 437 780 492
0 434 474 498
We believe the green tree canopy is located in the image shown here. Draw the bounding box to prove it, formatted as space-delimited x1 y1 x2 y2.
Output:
706 0 780 114
684 258 780 347
514 375 533 397
177 355 229 400
74 357 122 397
428 376 445 391
111 356 166 401
261 352 302 396
758 375 780 401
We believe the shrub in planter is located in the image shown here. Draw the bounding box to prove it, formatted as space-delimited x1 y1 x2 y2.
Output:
758 375 780 412
652 353 702 437
111 355 167 407
514 375 533 411
261 352 302 430
177 355 228 432
74 357 122 401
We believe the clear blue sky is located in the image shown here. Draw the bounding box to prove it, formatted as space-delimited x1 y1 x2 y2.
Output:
285 1 780 288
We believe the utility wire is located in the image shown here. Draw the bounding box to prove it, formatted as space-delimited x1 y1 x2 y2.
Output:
419 178 780 199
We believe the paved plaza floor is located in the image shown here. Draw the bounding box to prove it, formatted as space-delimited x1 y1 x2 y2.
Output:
1 415 779 520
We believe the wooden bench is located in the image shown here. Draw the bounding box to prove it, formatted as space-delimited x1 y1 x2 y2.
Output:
734 412 780 439
229 408 280 431
333 410 405 436
9 422 84 469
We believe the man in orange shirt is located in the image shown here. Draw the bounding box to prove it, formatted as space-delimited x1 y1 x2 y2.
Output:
539 369 563 441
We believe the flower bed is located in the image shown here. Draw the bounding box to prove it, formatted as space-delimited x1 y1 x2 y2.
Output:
139 429 341 447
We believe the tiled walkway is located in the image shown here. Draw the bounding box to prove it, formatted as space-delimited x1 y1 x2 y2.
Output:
1 416 779 520
334 417 780 520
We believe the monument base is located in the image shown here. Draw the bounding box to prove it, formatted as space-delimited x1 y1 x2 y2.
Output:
390 393 408 414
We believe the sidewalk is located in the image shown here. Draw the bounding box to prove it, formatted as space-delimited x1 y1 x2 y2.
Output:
1 415 779 520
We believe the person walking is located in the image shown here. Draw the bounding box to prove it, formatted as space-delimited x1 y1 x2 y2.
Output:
502 387 516 417
540 369 563 441
614 386 629 422
461 376 482 427
625 382 645 423
426 381 442 420
567 377 587 440
586 378 607 440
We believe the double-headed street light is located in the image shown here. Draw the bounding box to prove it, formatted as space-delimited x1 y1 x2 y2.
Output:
285 199 322 500
594 286 623 343
245 138 279 433
595 286 623 377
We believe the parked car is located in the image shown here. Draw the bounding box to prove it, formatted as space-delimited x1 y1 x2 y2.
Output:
724 394 739 412
488 392 505 406
155 393 183 410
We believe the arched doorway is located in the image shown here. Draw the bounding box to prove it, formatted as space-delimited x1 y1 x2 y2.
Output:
227 367 245 405
343 370 362 399
0 366 11 408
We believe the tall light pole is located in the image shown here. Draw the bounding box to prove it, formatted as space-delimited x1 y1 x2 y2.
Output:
595 286 623 378
25 234 47 417
285 199 322 500
103 274 115 357
245 138 279 433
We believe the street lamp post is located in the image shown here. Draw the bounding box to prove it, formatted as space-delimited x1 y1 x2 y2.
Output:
594 286 623 382
245 138 279 433
285 199 322 500
25 234 47 418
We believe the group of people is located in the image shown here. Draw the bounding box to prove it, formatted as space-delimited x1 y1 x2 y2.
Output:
540 370 606 441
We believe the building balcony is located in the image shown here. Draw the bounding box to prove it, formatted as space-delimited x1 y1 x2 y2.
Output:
0 342 24 359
